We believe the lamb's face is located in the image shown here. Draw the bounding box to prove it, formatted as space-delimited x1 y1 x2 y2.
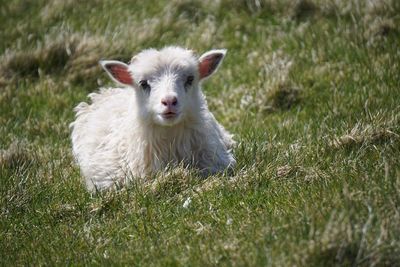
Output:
129 48 200 126
100 46 226 127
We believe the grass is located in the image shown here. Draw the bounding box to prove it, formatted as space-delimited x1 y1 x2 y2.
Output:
1 0 399 266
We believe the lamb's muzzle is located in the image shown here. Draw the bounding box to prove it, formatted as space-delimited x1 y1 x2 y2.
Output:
70 46 236 191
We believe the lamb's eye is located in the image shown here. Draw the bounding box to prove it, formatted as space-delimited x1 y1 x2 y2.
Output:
139 80 150 90
185 75 194 87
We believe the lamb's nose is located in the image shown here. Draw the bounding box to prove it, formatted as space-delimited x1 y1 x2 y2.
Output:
161 96 178 107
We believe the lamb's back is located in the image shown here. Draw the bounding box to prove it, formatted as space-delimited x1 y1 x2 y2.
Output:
70 88 134 182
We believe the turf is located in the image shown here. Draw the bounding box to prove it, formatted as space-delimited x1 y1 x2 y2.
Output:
1 0 399 266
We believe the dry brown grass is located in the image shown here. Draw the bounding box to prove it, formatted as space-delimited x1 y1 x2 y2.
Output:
330 124 399 149
264 83 301 111
0 33 131 86
0 140 33 171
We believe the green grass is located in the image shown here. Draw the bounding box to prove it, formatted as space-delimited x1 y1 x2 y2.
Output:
1 0 400 266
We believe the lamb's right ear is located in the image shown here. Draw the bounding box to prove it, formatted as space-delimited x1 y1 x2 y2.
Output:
100 60 134 87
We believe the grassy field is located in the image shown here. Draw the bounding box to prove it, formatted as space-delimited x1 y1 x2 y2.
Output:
1 0 399 266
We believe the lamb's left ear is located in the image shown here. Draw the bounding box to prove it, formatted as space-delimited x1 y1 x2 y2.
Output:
100 60 134 87
198 49 227 79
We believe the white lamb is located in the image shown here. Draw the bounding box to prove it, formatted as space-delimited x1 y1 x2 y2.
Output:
70 46 236 191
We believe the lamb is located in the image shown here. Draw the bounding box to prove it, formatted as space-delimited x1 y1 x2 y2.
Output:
70 46 236 191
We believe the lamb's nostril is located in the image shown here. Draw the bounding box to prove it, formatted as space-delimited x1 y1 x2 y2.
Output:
161 96 178 107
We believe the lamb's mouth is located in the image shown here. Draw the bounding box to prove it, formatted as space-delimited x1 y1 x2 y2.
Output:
160 112 180 119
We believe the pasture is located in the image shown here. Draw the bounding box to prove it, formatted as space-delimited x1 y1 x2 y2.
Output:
1 0 399 265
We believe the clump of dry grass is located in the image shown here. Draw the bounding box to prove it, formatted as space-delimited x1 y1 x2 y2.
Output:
330 124 399 149
0 34 77 80
0 52 41 79
276 164 300 178
276 164 329 184
0 33 131 86
329 110 400 149
264 83 301 111
364 17 397 44
65 34 127 85
0 140 33 171
238 51 301 113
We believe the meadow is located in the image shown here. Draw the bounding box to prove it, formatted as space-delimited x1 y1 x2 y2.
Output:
1 0 399 266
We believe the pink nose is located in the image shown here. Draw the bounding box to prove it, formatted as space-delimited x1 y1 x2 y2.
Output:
161 96 178 107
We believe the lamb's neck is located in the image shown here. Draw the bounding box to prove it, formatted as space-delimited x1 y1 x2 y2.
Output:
147 122 191 144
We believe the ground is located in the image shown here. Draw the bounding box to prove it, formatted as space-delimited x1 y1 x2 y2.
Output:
0 0 399 266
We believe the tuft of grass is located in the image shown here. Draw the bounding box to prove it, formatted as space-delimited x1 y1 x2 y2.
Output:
0 33 133 87
331 125 398 149
0 35 76 80
0 140 34 172
365 17 398 41
291 0 318 20
330 111 400 149
264 83 301 111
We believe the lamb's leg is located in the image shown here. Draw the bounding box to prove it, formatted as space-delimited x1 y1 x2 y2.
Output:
196 148 236 177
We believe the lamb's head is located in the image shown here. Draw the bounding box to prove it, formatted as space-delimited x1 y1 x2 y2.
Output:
100 46 226 126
